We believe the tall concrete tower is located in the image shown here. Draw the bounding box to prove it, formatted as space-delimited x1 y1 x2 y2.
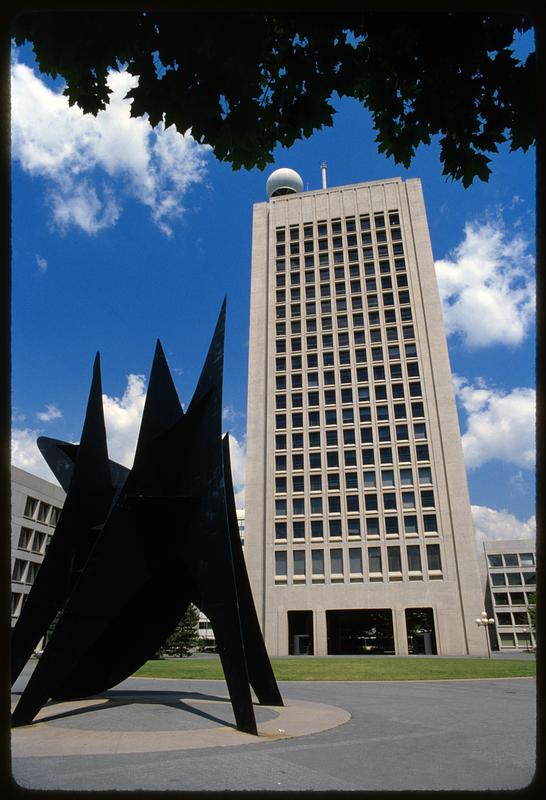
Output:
244 169 487 657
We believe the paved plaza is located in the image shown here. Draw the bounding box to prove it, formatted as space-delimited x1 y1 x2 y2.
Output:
10 662 536 791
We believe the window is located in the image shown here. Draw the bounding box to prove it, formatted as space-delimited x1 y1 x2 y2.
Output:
293 498 305 515
276 477 287 493
275 551 288 577
400 468 413 486
349 548 363 575
421 490 435 508
423 515 438 533
404 515 418 535
292 475 304 493
387 546 402 573
310 497 323 514
381 469 395 487
292 412 303 428
426 544 442 572
395 424 409 440
507 573 523 586
407 545 422 572
418 467 432 484
402 491 415 509
311 520 324 539
361 428 373 444
380 447 393 464
378 426 391 443
293 521 305 540
309 430 321 446
368 547 382 573
18 527 33 550
309 452 322 470
520 553 535 566
327 451 339 468
366 518 380 537
510 592 526 605
291 392 302 407
488 554 503 567
523 572 536 586
491 573 506 586
503 553 518 567
292 454 304 469
383 492 397 510
23 496 38 519
385 517 399 535
416 445 430 461
365 494 378 511
398 446 411 463
363 472 376 488
330 549 344 576
276 413 286 430
347 495 360 513
293 551 306 576
312 550 325 576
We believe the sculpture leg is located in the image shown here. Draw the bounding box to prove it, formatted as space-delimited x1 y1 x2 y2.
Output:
206 605 258 735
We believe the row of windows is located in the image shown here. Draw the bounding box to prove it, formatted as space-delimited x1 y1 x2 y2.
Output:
276 343 419 372
276 259 407 285
488 552 535 568
496 611 532 627
276 274 408 296
17 526 51 555
275 424 426 450
276 292 412 320
274 401 425 429
274 514 439 539
275 229 403 258
274 445 431 470
275 212 401 243
489 571 537 587
276 485 435 508
275 464 433 487
276 390 424 424
274 542 442 579
498 631 534 648
275 244 405 271
22 496 61 526
276 334 416 358
12 558 41 584
492 591 535 607
276 320 412 344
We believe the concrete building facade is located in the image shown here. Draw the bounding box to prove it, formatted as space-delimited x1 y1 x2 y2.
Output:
244 171 488 656
482 538 536 651
10 465 65 629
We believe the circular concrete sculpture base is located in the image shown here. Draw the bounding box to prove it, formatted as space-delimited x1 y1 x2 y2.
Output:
11 694 351 757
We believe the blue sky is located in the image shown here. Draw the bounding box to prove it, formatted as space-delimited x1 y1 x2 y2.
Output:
10 38 535 546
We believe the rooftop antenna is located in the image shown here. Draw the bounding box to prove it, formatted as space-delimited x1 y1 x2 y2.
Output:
321 161 327 190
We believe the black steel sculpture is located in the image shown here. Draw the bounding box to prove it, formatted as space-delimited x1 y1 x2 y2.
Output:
11 301 282 734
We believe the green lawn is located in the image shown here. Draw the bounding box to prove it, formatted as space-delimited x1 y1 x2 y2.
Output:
133 655 535 682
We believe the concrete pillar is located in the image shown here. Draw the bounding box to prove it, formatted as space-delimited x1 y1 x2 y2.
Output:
314 609 328 655
394 608 409 655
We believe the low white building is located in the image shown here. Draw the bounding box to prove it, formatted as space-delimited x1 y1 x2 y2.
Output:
482 538 536 651
10 466 65 630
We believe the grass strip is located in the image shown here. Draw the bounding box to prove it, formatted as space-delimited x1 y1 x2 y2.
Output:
134 656 535 682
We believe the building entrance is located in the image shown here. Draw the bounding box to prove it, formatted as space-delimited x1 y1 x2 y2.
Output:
326 609 395 654
287 610 314 655
405 608 437 654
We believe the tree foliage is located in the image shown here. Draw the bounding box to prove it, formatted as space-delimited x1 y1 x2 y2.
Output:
157 604 200 658
12 11 535 186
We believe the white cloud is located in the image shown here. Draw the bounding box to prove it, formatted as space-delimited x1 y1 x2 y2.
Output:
435 218 535 347
36 404 63 422
226 433 246 509
11 60 210 236
102 374 147 468
11 427 59 484
471 505 536 548
35 254 48 272
454 375 535 469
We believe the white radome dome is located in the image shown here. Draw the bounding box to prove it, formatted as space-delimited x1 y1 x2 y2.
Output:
266 168 304 198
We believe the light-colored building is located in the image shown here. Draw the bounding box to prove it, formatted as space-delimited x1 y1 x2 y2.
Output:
482 538 536 651
244 168 488 657
10 465 65 630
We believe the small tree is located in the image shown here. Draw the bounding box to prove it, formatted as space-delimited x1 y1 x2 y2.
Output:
159 604 200 658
